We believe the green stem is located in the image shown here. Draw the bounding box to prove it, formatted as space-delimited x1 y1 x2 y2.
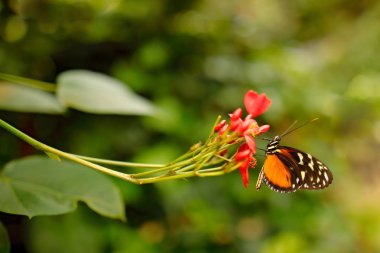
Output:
208 115 222 137
74 154 164 168
165 142 204 166
131 143 214 177
194 151 216 171
137 163 239 184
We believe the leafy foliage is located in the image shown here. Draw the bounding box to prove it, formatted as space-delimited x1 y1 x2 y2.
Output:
0 70 157 116
0 156 125 220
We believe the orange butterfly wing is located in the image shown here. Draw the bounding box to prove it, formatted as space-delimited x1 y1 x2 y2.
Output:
262 150 302 192
263 154 292 189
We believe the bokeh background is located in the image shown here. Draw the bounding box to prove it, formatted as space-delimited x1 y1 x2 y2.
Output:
1 0 380 252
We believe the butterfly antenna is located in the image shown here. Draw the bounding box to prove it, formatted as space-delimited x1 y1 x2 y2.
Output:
281 118 319 138
280 120 298 137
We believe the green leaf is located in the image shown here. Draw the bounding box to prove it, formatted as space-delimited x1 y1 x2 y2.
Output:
0 222 10 253
0 83 65 114
0 156 125 220
56 70 157 115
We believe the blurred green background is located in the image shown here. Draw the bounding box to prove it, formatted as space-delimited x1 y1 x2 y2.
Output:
1 0 380 252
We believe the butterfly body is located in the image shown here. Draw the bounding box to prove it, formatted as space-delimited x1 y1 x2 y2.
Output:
256 135 333 193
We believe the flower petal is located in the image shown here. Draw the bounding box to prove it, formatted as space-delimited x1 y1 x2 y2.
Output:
251 124 271 136
239 159 250 188
230 118 242 132
240 116 257 134
229 108 243 131
218 124 229 135
214 120 226 132
258 124 270 133
244 135 256 154
235 144 251 160
244 90 272 117
229 108 242 120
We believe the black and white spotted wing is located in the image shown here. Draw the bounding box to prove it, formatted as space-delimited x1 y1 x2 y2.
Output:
256 135 333 193
279 146 333 190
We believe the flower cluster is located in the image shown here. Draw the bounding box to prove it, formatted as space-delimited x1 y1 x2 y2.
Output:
214 90 271 188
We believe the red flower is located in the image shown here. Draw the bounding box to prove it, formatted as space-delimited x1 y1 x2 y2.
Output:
258 124 270 134
229 108 243 131
235 143 253 188
235 122 270 188
214 120 226 132
229 108 242 120
244 90 271 117
213 90 272 187
235 90 272 187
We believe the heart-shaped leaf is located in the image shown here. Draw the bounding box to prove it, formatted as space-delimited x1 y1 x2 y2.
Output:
57 70 157 115
0 156 125 220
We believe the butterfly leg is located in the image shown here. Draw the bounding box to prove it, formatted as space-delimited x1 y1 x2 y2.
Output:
256 167 265 191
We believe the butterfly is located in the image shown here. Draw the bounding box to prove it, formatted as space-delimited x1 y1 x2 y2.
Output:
256 120 333 193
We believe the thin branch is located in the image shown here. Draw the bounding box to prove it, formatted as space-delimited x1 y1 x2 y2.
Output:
73 154 164 168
